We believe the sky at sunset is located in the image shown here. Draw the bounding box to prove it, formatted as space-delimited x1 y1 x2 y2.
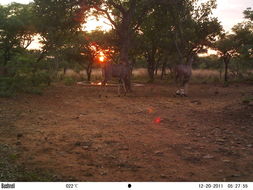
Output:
212 0 253 31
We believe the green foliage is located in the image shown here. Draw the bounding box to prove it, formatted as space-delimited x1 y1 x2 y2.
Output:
0 77 15 97
242 96 253 104
195 55 221 70
0 3 36 64
0 3 47 96
170 0 222 59
33 0 89 58
63 76 76 86
232 22 253 60
0 52 51 97
213 7 253 82
243 7 253 21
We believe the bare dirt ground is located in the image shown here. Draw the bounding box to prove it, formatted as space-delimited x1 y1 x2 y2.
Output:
0 82 253 182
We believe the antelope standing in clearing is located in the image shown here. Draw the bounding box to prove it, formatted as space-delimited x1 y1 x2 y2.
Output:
174 56 193 96
100 62 131 96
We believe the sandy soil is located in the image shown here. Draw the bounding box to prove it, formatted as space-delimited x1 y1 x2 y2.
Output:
0 82 253 181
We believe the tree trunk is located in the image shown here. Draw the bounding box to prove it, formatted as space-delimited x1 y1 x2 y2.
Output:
86 62 92 82
148 64 155 82
147 55 155 82
146 47 157 82
1 48 11 76
119 40 129 65
129 56 136 75
224 57 229 82
0 67 9 76
117 15 133 91
118 25 130 66
219 62 222 81
155 55 162 76
161 61 167 80
155 64 159 76
36 49 47 63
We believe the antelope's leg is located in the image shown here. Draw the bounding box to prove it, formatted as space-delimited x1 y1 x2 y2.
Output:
122 79 127 96
117 80 121 97
100 80 106 97
99 83 103 97
104 82 109 97
184 82 189 96
176 76 182 95
181 78 189 97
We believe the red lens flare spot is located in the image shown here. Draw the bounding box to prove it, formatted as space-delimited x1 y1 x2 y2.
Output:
154 117 161 124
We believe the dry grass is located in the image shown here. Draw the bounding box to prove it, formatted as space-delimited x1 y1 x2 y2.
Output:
59 68 229 84
191 69 221 83
192 69 220 78
61 68 151 81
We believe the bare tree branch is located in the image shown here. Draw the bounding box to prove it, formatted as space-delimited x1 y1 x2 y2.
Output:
108 0 126 15
93 5 117 29
24 39 32 49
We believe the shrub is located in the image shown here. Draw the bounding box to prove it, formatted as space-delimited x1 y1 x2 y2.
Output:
63 77 76 86
0 77 15 97
242 96 253 104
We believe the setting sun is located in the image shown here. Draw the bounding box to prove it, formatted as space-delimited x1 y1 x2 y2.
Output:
99 56 105 62
98 52 106 63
